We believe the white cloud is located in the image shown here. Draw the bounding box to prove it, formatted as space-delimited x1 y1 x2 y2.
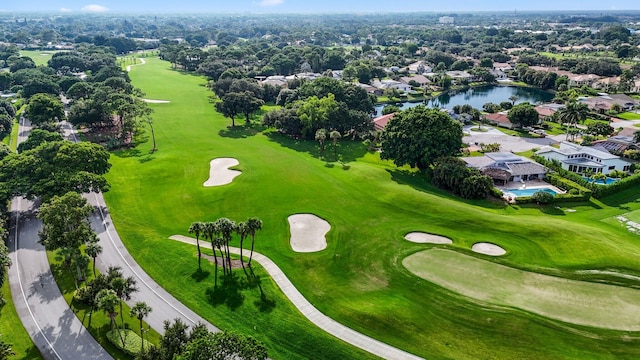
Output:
81 4 109 12
258 0 284 7
60 7 73 12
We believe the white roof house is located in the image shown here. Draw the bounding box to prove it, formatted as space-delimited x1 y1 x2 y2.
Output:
371 79 413 93
536 141 631 175
462 152 548 185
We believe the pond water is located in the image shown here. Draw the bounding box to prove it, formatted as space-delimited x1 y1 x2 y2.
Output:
375 85 554 116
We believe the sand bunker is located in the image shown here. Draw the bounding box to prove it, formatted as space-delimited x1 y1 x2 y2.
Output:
142 99 171 104
288 214 331 253
203 158 241 187
404 232 452 244
471 242 506 256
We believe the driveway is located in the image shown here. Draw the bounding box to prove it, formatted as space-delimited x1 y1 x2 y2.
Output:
463 125 559 153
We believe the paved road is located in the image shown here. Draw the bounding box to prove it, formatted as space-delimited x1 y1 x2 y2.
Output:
8 118 113 360
60 121 218 334
463 125 559 152
170 235 424 360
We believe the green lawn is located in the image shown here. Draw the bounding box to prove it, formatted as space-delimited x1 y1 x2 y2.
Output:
0 277 44 359
46 251 162 360
616 112 640 120
19 50 66 67
404 248 640 331
102 57 640 359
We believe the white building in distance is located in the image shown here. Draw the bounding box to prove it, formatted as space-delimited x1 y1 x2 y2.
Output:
439 16 454 24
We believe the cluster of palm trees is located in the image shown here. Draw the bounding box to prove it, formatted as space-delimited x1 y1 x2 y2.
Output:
188 217 263 287
556 100 590 142
79 266 152 350
314 128 342 161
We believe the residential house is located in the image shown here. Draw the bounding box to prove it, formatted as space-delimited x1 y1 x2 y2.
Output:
534 103 564 120
493 63 514 72
399 75 430 87
536 141 631 175
592 135 639 154
356 83 383 96
484 112 514 129
372 113 395 131
261 75 287 87
406 61 432 74
462 152 548 185
371 79 413 93
580 94 638 112
490 69 508 80
568 74 600 87
445 70 475 82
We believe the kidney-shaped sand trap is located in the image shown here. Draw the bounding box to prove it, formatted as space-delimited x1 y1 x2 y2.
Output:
288 214 331 253
203 158 241 187
404 232 453 244
471 242 506 256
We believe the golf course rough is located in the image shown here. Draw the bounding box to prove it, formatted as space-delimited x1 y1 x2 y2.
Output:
404 232 453 244
288 214 331 252
403 248 640 331
203 158 242 187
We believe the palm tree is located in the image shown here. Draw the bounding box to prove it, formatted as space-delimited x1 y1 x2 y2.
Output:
557 100 589 142
111 276 138 334
96 289 123 344
129 302 152 352
215 218 237 275
188 221 205 270
246 217 263 266
509 95 519 105
329 130 341 161
204 222 220 286
85 242 102 276
315 128 327 154
236 221 249 268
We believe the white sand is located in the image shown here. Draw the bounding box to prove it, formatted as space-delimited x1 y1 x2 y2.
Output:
471 242 506 256
404 232 452 244
203 158 241 187
288 214 331 253
142 99 171 103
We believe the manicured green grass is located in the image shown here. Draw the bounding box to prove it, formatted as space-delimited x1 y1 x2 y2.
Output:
19 50 65 66
103 57 640 359
46 251 162 360
0 276 44 359
404 248 640 331
616 112 640 120
621 209 640 223
543 121 566 136
495 127 537 138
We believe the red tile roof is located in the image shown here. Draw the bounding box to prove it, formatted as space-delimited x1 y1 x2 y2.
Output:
373 113 395 131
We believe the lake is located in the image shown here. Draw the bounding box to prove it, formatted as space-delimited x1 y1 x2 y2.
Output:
375 85 554 116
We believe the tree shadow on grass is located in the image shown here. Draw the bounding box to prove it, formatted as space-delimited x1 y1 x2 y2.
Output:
205 275 245 310
112 147 141 158
191 268 210 283
387 169 508 210
265 132 367 163
218 125 265 139
245 266 276 313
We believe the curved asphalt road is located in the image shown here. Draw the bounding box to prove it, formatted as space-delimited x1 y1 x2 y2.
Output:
8 118 112 360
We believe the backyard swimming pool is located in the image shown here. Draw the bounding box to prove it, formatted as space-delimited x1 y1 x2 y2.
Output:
502 187 559 197
582 177 618 185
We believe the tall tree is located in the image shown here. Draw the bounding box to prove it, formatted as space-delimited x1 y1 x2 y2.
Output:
96 289 120 332
380 106 463 171
315 128 327 154
85 242 102 276
214 218 236 276
188 221 206 270
330 130 341 161
130 301 152 352
246 217 263 267
236 221 249 269
110 275 138 335
204 222 220 287
557 101 589 141
507 102 539 128
215 92 244 127
25 93 65 126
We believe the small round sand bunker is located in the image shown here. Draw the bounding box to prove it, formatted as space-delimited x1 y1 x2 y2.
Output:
404 232 452 244
288 214 331 253
203 158 241 187
472 242 506 256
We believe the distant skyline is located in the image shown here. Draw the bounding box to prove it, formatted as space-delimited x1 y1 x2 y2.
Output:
1 0 639 14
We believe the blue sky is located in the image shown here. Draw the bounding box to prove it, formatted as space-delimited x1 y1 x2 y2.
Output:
1 0 639 13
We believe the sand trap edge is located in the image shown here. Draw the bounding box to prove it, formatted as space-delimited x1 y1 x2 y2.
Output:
288 214 331 253
404 232 453 244
203 158 242 187
471 242 506 256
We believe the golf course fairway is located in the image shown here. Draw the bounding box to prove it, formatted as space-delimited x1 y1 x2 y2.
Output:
404 248 640 331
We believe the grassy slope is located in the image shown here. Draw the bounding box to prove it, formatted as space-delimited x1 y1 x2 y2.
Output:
0 277 44 360
616 112 640 120
404 248 640 330
19 50 60 67
104 57 640 359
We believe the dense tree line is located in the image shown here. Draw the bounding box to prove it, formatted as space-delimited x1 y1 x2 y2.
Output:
431 157 494 199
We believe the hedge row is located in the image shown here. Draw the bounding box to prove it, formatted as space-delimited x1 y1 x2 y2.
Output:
545 173 592 201
589 172 640 198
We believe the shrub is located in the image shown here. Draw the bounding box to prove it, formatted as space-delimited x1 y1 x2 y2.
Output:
531 191 554 204
107 329 151 356
490 187 504 198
